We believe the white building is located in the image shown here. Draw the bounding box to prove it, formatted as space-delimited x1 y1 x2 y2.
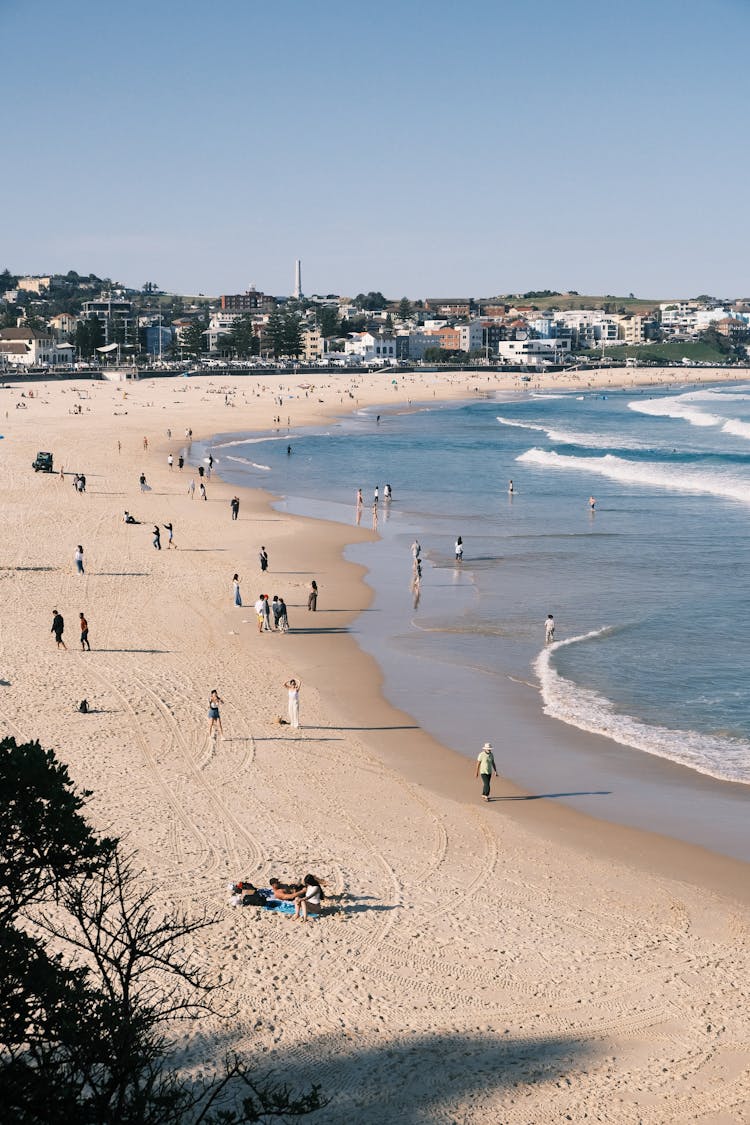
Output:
555 310 620 347
344 331 397 362
496 338 571 365
0 327 73 367
457 321 485 353
207 310 244 352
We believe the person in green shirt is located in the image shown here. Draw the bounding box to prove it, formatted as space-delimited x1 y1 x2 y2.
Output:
475 742 498 801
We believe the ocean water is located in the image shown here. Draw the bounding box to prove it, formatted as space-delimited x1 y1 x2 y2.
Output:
205 383 750 791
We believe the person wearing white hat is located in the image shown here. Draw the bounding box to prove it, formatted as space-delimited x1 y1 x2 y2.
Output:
475 742 498 801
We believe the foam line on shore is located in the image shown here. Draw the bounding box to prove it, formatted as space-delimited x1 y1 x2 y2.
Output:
535 629 750 784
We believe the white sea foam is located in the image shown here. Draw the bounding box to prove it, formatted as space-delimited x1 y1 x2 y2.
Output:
516 447 750 505
213 436 288 449
535 629 750 784
628 398 724 426
497 415 645 450
721 418 750 440
628 390 750 441
225 455 271 470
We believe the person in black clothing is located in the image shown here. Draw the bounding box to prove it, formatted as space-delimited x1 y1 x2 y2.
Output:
152 525 161 550
51 610 66 649
231 496 240 520
308 580 318 611
259 546 268 572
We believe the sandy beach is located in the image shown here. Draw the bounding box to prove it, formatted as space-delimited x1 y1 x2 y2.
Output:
2 366 749 1123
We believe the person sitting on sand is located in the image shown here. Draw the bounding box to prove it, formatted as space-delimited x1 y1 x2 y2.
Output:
123 511 139 524
269 877 304 901
293 874 324 922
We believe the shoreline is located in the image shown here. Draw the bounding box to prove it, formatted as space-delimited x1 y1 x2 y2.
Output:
3 367 749 1122
198 395 750 889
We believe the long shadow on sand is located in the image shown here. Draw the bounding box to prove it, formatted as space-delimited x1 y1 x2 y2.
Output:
286 626 351 635
91 648 172 654
493 791 611 801
177 1028 600 1123
304 724 419 732
95 572 150 577
0 566 57 572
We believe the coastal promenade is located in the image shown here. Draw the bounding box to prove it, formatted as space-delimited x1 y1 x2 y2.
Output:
1 368 748 1122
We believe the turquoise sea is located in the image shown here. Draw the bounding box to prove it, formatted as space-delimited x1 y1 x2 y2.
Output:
200 381 750 853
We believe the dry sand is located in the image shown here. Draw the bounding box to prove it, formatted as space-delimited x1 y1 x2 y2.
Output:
1 367 749 1123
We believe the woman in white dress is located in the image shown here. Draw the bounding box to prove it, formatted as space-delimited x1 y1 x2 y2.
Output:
284 677 301 728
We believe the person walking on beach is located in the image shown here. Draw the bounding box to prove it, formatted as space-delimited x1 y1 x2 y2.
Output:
167 453 173 471
74 545 85 574
262 594 271 631
188 478 195 499
152 525 161 550
231 496 240 520
545 614 555 644
254 596 266 633
198 465 204 480
259 546 268 572
199 481 207 501
475 742 498 802
79 612 91 651
51 609 66 650
178 454 184 471
139 472 148 492
143 436 149 451
455 536 463 563
233 573 242 607
284 678 301 728
208 689 224 738
308 580 318 611
163 521 175 548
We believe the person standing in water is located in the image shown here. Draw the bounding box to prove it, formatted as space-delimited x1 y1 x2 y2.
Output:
455 536 463 562
589 496 596 511
508 479 514 494
545 614 555 643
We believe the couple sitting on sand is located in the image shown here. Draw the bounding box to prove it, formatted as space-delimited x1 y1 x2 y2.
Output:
228 874 325 921
271 874 325 921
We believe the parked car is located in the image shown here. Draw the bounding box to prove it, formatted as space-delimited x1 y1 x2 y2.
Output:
32 451 54 472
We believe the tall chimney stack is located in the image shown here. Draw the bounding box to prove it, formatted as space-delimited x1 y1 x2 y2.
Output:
294 259 302 300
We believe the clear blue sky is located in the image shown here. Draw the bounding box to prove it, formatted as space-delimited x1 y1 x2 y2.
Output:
2 0 748 299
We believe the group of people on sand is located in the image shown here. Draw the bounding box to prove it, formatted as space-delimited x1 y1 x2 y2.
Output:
228 874 324 921
252 593 289 633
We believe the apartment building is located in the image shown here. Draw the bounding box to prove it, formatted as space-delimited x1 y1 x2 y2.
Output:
81 296 135 346
220 288 275 313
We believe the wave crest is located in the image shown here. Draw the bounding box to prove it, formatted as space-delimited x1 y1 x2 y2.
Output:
535 629 750 784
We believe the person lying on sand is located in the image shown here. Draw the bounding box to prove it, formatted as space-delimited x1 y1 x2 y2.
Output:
269 877 304 901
